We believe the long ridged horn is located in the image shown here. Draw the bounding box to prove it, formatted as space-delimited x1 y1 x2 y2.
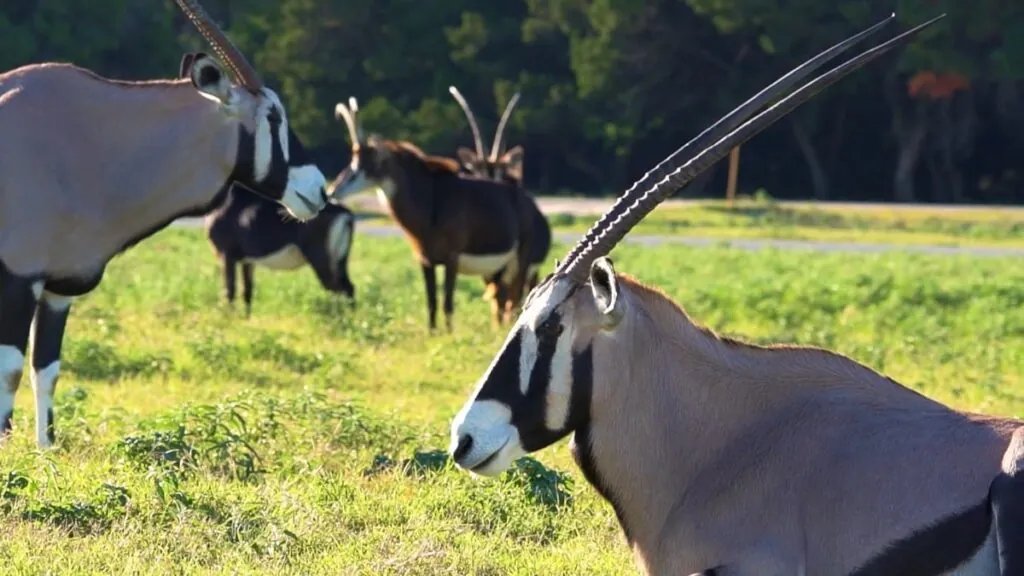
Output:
490 92 521 161
449 86 486 161
560 13 945 282
334 101 360 146
174 0 263 93
556 13 901 277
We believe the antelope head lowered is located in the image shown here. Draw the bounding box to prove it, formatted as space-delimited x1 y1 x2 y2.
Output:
449 14 1024 576
0 0 331 448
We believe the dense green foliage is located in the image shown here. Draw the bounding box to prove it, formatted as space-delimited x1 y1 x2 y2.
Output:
3 1 1024 203
0 228 1020 573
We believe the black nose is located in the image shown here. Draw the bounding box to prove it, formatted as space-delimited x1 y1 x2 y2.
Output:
453 434 473 462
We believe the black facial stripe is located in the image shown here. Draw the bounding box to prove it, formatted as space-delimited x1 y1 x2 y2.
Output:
568 346 634 544
517 321 561 452
229 125 256 185
567 344 593 434
474 332 522 406
228 119 289 203
262 114 289 191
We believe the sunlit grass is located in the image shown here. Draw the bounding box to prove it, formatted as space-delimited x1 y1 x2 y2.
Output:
348 195 1024 248
0 227 1021 573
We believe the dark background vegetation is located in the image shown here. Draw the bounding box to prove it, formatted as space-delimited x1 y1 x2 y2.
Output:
3 0 1023 204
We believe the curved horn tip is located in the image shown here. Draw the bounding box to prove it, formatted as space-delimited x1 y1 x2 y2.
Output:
334 103 349 119
349 96 359 112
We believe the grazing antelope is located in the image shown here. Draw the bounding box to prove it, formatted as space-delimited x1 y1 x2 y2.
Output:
0 0 332 448
449 14 1024 576
205 185 356 315
447 86 552 320
328 97 533 332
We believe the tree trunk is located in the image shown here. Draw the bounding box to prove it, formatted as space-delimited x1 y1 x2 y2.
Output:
886 65 927 203
893 116 927 203
791 117 830 200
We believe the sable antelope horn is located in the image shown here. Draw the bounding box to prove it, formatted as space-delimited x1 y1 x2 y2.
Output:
449 86 486 161
348 96 365 142
557 13 905 277
558 13 944 281
173 0 263 93
334 101 360 146
490 91 521 161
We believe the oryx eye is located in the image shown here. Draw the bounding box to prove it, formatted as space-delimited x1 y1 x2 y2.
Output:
538 316 563 339
268 107 282 123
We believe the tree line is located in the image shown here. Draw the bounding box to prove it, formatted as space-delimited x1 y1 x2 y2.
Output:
3 0 1023 204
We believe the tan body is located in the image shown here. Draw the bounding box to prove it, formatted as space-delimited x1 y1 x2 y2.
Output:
0 64 238 282
448 15 1023 576
0 0 331 448
581 277 1017 574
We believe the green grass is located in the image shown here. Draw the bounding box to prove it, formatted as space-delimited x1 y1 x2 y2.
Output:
1 227 1022 574
546 200 1024 248
351 197 1024 248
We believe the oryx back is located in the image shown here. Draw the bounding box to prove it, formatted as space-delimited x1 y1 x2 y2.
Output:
0 63 236 281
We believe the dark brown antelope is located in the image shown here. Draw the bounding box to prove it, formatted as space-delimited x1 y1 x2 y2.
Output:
0 0 333 448
328 97 533 332
449 14 1024 576
447 86 552 321
205 185 356 315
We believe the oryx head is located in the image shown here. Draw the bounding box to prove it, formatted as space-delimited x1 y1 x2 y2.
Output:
448 13 944 476
448 86 524 185
174 0 328 222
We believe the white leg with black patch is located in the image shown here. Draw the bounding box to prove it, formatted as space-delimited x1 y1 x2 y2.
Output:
29 291 72 448
0 346 24 436
0 274 40 437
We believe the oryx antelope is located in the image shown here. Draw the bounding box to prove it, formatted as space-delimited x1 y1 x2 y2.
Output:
205 185 356 315
0 0 332 448
449 14 1024 575
328 97 533 331
448 86 552 320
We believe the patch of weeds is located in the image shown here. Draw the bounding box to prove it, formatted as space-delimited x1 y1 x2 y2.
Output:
0 470 30 512
64 339 172 381
21 483 132 535
182 330 244 376
245 332 324 374
182 493 303 561
504 457 575 510
284 390 414 451
363 449 451 478
114 391 407 484
113 399 264 483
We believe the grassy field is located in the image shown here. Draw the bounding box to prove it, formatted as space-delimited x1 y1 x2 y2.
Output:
1 226 1022 574
354 196 1024 248
548 200 1024 247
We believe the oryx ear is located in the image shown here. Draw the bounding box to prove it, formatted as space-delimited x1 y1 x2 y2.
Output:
456 147 480 171
499 145 524 182
188 54 236 107
589 257 623 328
179 52 201 79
